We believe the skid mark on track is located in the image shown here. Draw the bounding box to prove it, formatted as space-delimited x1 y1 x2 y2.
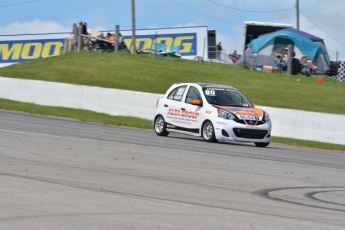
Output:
253 186 345 213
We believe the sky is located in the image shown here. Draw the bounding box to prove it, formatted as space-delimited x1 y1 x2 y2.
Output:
1 0 345 61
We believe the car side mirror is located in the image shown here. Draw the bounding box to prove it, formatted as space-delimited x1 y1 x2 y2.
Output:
192 99 202 106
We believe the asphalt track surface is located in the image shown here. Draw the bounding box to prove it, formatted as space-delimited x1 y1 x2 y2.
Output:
0 110 344 230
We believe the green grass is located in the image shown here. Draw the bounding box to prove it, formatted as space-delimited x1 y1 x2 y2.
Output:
271 137 345 152
0 98 152 129
1 51 344 115
0 51 344 151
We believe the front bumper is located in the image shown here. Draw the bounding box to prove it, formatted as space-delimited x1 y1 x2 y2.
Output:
214 118 271 143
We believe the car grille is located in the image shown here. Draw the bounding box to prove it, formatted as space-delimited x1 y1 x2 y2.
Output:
232 128 268 139
234 120 264 126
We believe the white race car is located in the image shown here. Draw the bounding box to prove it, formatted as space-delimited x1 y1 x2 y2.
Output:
154 83 272 147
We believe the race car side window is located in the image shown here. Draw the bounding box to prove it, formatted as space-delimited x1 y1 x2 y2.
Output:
167 85 187 102
185 86 202 104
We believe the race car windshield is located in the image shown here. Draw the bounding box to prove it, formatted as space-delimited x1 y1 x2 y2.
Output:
202 87 253 107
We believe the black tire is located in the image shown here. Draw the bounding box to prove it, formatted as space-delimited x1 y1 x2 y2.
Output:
255 142 270 147
202 120 217 142
154 115 169 136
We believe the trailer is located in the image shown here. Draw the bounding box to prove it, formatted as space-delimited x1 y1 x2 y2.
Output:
243 21 293 53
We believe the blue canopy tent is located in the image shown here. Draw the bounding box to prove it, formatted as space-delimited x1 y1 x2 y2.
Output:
236 30 330 73
259 28 323 43
260 28 330 66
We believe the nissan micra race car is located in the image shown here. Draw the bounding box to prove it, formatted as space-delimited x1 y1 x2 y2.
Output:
154 83 272 147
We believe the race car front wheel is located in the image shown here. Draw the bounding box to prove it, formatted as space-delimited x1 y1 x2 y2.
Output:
202 120 217 142
255 142 270 147
154 115 169 136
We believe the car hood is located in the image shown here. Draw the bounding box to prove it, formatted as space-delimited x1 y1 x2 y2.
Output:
215 106 264 117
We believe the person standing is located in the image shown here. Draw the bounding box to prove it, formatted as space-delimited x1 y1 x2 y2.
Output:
216 42 222 60
71 23 77 35
79 20 89 51
118 33 127 50
66 23 77 52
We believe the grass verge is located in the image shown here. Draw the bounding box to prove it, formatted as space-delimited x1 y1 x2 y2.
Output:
0 98 152 129
1 98 344 152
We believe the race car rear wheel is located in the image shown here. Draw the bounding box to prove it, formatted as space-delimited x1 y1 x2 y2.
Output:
202 120 217 142
255 142 270 147
154 115 169 136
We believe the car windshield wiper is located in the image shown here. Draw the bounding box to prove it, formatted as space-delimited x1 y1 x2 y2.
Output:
226 104 245 107
214 104 244 107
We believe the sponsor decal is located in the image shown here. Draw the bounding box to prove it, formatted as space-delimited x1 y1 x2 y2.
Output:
205 85 234 89
204 88 235 97
167 108 181 117
0 39 64 63
123 33 196 55
166 122 199 133
239 115 259 121
204 89 216 96
225 108 256 113
176 87 186 96
218 107 263 117
205 110 212 114
217 121 227 125
206 87 234 91
167 108 200 119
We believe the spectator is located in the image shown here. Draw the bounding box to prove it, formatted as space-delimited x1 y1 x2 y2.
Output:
71 23 77 35
283 47 289 62
275 47 289 73
300 55 312 77
216 42 222 60
78 20 89 51
275 54 285 73
118 33 127 50
232 49 237 57
291 52 301 75
106 33 115 41
65 23 77 52
105 33 115 51
118 33 124 44
87 28 92 35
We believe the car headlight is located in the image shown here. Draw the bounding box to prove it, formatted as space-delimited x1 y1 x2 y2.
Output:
263 111 270 122
218 109 235 120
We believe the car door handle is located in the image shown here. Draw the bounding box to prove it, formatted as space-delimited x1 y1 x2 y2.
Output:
181 107 186 110
164 104 168 107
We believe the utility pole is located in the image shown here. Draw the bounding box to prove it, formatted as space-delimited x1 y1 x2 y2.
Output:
296 0 300 30
131 0 136 54
287 44 293 75
115 25 119 52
